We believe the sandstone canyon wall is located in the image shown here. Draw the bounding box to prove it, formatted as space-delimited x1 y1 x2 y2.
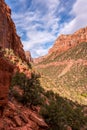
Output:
0 52 14 115
49 27 87 55
0 0 25 114
0 0 26 60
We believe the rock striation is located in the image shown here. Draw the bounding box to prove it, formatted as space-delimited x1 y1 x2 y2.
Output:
0 0 26 60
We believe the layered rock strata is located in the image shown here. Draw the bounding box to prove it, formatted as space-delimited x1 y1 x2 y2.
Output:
0 0 26 60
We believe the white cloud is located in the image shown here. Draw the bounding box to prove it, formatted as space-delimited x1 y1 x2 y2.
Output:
23 30 56 57
11 0 60 57
59 0 87 34
72 0 87 15
23 31 56 49
33 47 48 57
7 0 87 58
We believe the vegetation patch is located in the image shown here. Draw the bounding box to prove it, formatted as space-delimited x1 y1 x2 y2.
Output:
10 72 44 106
37 62 87 104
40 90 87 130
38 42 87 64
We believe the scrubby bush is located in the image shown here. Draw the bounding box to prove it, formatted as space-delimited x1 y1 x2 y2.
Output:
10 72 44 106
27 61 32 69
10 72 87 130
22 73 44 106
10 72 26 89
81 92 87 98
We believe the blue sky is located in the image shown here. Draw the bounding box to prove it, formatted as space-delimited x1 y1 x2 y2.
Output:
5 0 87 58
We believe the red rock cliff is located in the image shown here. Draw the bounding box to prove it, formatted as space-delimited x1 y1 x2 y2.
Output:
49 27 87 55
0 52 14 116
0 0 26 60
25 51 33 63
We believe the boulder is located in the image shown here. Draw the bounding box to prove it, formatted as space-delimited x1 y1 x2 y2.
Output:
29 113 48 128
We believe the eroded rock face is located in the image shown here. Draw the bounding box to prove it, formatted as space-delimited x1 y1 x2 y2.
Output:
49 27 87 55
25 51 33 63
0 0 26 60
0 101 48 130
0 52 14 116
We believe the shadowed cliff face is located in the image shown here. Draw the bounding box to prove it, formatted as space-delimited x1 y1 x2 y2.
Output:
0 0 26 61
0 52 14 116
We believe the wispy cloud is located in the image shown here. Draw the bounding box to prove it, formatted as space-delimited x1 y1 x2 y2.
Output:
6 0 61 57
5 0 87 58
59 0 87 34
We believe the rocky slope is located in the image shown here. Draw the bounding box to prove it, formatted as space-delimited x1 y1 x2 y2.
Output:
34 26 87 105
34 29 87 129
0 100 48 130
0 0 25 60
36 42 87 105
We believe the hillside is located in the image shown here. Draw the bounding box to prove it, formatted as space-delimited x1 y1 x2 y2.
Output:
35 42 87 104
0 47 87 130
37 42 87 64
34 40 87 129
